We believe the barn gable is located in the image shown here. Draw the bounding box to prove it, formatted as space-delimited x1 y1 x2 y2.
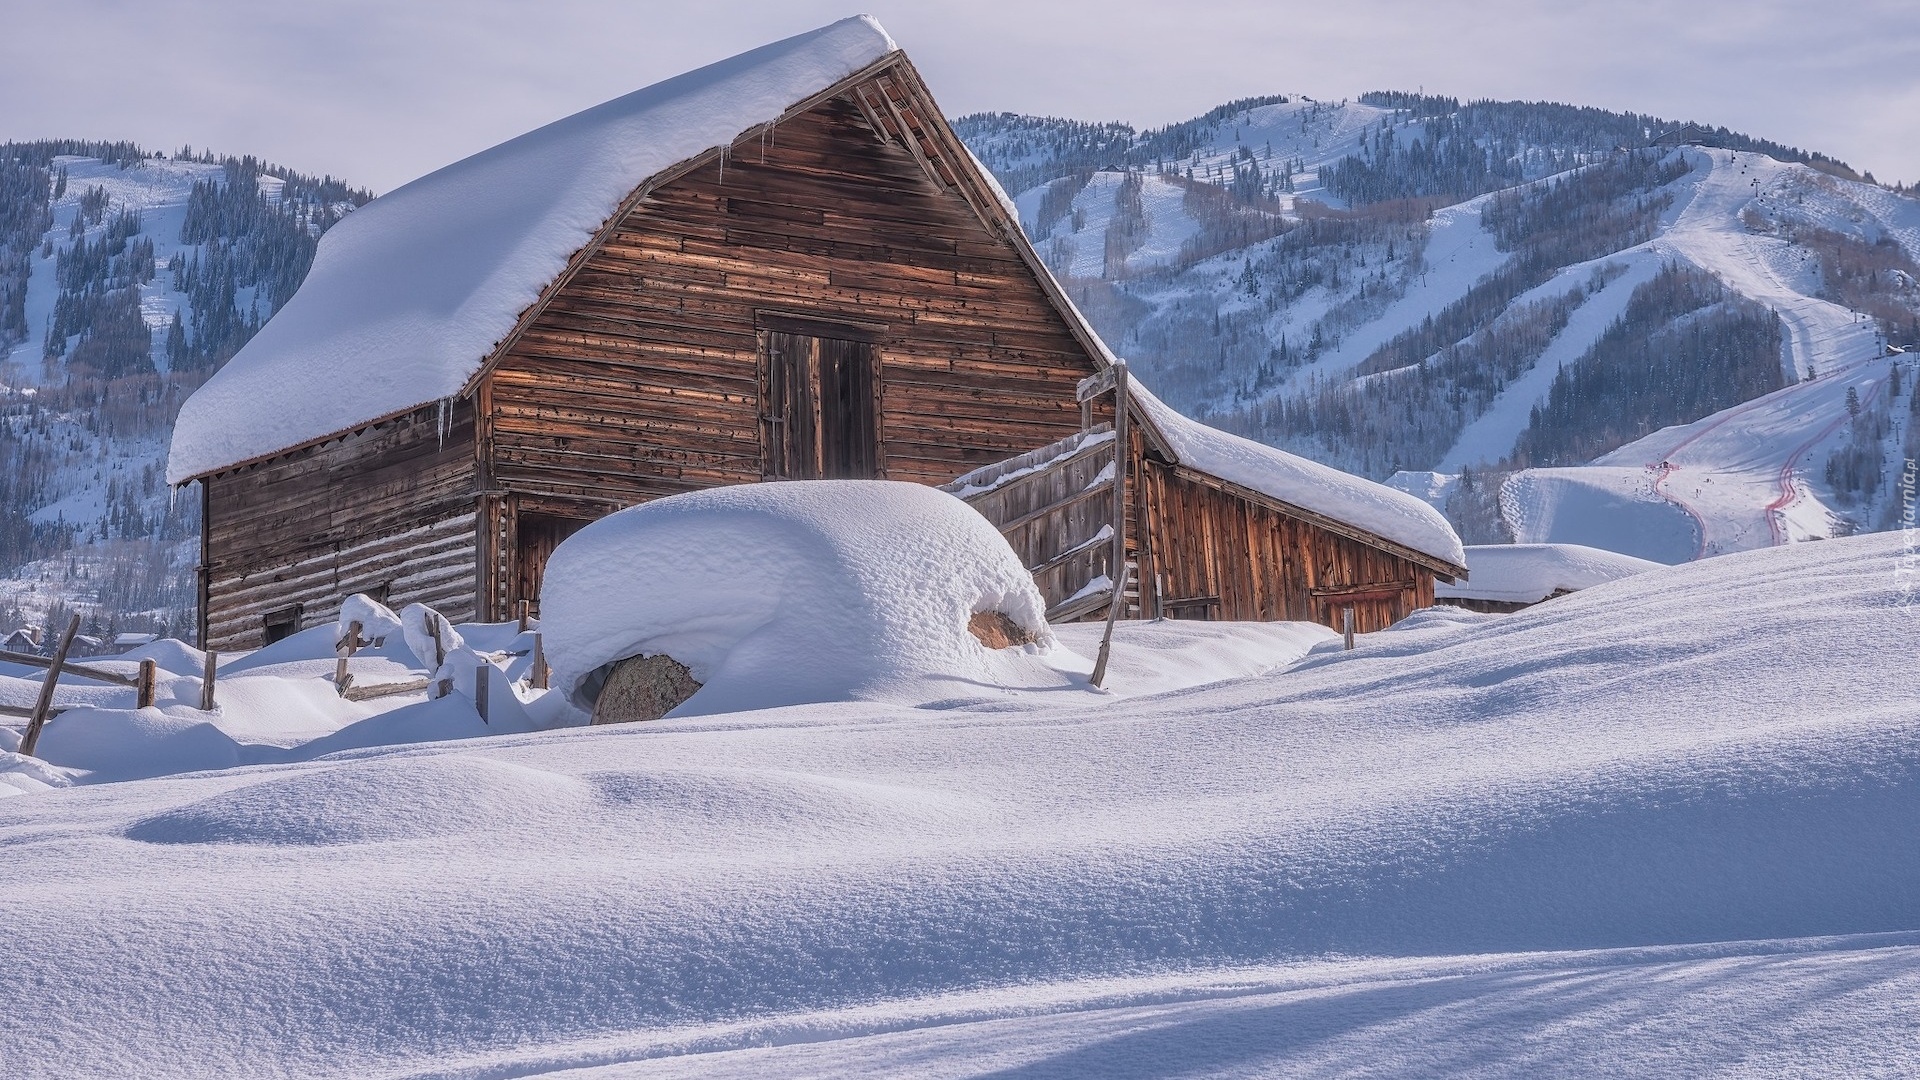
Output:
469 62 1145 618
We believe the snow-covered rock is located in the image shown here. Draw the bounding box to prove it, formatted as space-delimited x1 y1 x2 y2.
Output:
540 480 1065 717
1438 543 1665 605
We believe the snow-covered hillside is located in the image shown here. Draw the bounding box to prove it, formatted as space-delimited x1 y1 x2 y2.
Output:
3 530 1915 1077
0 145 364 639
962 99 1920 561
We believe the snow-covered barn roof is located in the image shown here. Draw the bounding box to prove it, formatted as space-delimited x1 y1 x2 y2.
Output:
167 16 898 483
1131 384 1468 571
1437 543 1662 604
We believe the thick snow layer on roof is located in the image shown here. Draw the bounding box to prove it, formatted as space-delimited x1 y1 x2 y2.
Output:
539 480 1066 715
165 16 896 482
1438 543 1664 604
3 533 1917 1076
1131 382 1466 569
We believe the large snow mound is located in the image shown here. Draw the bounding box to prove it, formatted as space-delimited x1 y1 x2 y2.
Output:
166 16 895 482
3 533 1914 1077
1132 382 1467 569
1438 543 1665 604
541 480 1065 716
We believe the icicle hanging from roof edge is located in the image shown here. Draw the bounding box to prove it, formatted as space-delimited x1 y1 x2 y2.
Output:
438 397 452 445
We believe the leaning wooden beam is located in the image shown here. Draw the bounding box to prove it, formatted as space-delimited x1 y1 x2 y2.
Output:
0 649 143 689
341 677 431 703
1090 364 1131 689
18 614 81 759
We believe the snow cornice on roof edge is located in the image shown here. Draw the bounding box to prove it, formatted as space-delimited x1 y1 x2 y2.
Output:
166 16 898 484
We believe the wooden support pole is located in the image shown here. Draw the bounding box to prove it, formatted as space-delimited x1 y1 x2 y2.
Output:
530 633 548 690
136 659 157 709
516 601 530 633
426 611 446 670
1090 362 1130 690
334 620 362 695
1343 605 1356 651
200 650 218 712
1089 563 1130 690
474 661 490 725
19 614 80 759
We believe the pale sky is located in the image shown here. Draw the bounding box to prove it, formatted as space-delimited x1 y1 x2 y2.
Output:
4 0 1916 194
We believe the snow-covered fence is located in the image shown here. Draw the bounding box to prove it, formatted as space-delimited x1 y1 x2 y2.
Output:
4 615 162 757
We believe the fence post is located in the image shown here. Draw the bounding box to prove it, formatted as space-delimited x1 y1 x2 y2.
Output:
200 650 218 712
474 661 490 725
136 659 157 709
530 632 548 690
334 620 362 695
516 600 530 633
19 614 81 759
1343 605 1356 651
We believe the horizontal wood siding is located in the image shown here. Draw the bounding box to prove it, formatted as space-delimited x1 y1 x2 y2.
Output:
483 91 1107 612
202 403 477 649
1137 461 1432 633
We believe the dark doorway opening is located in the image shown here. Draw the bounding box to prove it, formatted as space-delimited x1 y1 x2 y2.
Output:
761 329 878 479
516 512 591 617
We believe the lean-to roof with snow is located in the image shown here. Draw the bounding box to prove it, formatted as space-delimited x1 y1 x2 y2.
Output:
167 16 897 483
1132 384 1467 570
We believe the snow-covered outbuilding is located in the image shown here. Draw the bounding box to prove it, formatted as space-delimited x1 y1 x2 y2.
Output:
168 16 1464 650
1436 543 1662 613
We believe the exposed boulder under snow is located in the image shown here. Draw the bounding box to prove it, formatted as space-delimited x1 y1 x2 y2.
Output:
1439 543 1665 605
540 480 1068 717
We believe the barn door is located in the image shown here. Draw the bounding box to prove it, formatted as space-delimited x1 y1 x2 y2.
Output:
761 330 878 479
515 512 589 617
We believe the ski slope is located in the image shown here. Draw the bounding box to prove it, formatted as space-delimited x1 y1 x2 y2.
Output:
1480 149 1913 557
3 532 1917 1078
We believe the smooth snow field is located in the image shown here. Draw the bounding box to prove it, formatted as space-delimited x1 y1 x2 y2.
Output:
3 533 1918 1078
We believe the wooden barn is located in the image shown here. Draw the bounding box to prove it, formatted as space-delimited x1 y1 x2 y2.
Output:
168 16 1465 651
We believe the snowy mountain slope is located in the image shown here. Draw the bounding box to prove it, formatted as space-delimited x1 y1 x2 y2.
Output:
962 102 1920 561
2 531 1915 1078
0 145 363 638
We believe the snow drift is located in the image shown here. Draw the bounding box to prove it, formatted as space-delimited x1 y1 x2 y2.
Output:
4 532 1915 1077
540 480 1064 716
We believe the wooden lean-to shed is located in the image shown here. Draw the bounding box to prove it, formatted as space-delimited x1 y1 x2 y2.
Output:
168 16 1464 651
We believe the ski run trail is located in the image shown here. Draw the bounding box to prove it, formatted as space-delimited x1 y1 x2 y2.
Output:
1427 148 1915 561
1593 149 1894 556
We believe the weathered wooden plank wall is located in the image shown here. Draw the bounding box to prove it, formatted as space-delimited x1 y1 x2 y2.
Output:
479 90 1110 615
1135 461 1434 632
201 402 478 649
